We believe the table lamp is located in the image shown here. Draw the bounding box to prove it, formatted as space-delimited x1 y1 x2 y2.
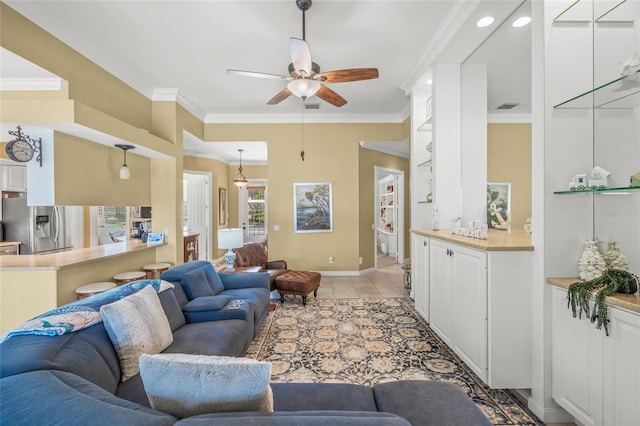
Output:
218 228 243 272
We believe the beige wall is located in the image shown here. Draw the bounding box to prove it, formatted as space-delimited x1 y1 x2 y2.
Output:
53 132 152 206
205 123 404 271
487 123 532 230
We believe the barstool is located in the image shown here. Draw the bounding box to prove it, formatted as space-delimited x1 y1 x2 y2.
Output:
112 270 147 286
143 262 171 279
75 281 116 300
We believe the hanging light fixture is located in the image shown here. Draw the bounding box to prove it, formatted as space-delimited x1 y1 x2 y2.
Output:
233 148 248 187
287 78 321 101
115 144 135 180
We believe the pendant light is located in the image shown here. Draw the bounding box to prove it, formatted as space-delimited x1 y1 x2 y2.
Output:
115 144 135 180
233 149 248 187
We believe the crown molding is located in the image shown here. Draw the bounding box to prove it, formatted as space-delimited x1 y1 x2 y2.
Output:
401 0 480 93
152 88 206 121
204 112 405 124
0 77 65 91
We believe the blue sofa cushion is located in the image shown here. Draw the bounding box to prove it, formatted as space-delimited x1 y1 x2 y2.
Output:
183 295 231 313
163 319 251 357
0 322 121 393
271 383 378 412
0 370 176 425
175 411 411 425
157 288 187 332
373 380 492 426
161 261 227 299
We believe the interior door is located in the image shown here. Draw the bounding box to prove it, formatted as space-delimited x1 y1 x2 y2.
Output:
183 172 210 260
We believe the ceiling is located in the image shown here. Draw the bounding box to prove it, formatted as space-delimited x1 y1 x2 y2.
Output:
1 0 530 163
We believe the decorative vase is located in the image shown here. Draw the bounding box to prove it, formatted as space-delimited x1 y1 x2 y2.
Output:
617 275 638 294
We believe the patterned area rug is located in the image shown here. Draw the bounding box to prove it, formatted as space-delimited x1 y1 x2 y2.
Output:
247 297 543 425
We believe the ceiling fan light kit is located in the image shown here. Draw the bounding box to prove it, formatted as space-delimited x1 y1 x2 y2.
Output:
227 0 378 108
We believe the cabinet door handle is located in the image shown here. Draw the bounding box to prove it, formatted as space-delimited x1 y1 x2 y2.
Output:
424 241 427 247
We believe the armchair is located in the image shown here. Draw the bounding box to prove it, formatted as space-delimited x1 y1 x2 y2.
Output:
232 243 289 290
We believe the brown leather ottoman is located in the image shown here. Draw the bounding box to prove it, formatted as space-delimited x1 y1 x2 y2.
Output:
275 270 321 306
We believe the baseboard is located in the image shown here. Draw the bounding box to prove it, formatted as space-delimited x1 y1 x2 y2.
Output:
319 268 376 276
527 398 574 424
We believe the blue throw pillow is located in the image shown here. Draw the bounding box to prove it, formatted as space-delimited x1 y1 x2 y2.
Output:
181 268 215 299
203 265 225 294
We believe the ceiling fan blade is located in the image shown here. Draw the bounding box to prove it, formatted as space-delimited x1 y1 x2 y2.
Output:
290 37 313 76
227 69 291 80
267 88 293 105
316 68 379 83
316 85 347 107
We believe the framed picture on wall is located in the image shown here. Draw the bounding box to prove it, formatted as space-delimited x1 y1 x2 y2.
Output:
293 182 333 233
218 187 227 226
487 182 511 229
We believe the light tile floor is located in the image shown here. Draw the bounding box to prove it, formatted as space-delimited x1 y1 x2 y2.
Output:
316 253 409 299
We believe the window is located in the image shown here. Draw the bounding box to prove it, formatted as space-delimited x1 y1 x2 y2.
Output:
101 206 127 238
246 186 266 239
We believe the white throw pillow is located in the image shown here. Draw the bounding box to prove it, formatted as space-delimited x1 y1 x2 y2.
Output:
139 353 273 418
100 285 173 381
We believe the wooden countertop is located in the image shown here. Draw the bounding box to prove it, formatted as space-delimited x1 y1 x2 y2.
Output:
410 228 533 251
0 241 20 247
0 240 165 271
548 277 640 314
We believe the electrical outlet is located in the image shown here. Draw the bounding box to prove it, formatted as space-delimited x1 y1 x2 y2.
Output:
359 257 363 265
329 256 334 264
163 228 169 236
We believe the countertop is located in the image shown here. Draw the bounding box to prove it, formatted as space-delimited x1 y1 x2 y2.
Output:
0 240 165 271
548 277 640 314
410 228 533 251
0 241 20 247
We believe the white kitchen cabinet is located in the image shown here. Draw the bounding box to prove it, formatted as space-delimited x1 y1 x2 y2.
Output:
1 163 27 192
552 286 640 426
603 305 640 426
412 234 429 321
551 286 603 426
428 237 531 388
429 239 487 377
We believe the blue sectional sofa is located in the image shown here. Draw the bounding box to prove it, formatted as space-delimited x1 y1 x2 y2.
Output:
0 261 490 425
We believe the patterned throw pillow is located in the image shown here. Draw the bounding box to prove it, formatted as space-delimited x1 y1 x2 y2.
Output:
100 285 173 381
139 353 273 418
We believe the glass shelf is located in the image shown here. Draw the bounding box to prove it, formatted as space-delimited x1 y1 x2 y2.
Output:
417 200 432 204
553 69 640 109
554 186 640 194
417 159 432 168
554 0 640 23
418 118 432 131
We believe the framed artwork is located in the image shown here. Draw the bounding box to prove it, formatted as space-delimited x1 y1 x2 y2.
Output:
487 182 511 229
218 187 227 226
294 182 333 233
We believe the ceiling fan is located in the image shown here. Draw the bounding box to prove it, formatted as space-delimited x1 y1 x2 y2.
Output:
226 0 379 108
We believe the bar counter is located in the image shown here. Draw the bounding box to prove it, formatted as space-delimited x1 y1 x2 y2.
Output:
0 240 164 271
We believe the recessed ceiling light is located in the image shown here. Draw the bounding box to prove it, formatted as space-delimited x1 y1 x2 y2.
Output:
512 16 531 27
476 16 495 28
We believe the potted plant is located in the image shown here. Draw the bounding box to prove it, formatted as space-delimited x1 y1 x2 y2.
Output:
567 269 638 336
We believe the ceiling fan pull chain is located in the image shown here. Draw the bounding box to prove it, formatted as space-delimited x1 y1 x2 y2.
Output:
300 102 305 161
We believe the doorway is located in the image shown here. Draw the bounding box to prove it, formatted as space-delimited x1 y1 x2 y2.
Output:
239 179 267 243
374 167 404 269
183 171 212 261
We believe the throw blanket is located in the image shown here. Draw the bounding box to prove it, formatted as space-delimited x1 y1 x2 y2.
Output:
2 280 174 342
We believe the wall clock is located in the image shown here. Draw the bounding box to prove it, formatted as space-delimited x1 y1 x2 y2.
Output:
5 138 34 162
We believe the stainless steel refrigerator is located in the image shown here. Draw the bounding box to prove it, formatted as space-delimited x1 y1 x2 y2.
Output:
2 197 74 254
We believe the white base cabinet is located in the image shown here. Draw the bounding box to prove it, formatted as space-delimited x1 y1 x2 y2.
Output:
552 286 640 426
412 234 429 321
427 238 531 388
